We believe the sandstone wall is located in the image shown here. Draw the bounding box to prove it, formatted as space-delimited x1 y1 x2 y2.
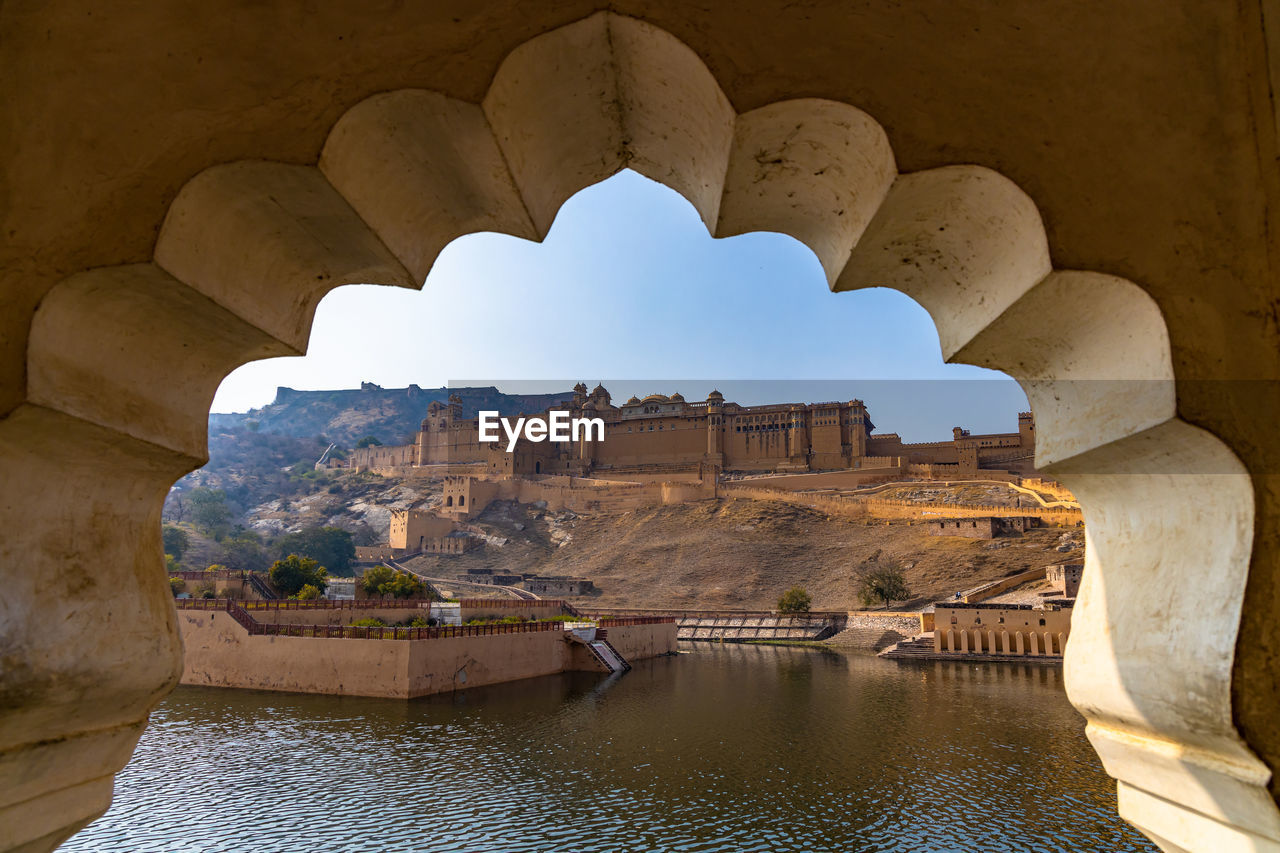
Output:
180 611 413 697
178 610 675 699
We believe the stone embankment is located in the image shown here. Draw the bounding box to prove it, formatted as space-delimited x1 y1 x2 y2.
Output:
175 598 676 698
824 613 924 651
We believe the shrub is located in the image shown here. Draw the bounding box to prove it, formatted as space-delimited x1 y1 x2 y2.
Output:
360 565 428 599
294 583 323 600
777 586 812 614
169 577 186 596
351 618 386 627
206 563 229 573
196 581 217 599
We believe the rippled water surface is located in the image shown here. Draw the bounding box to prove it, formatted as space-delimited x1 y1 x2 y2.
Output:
66 644 1155 852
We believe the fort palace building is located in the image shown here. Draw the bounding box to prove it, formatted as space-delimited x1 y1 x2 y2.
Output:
348 383 1036 481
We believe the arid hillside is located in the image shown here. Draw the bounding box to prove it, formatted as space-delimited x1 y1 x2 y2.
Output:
404 496 1083 611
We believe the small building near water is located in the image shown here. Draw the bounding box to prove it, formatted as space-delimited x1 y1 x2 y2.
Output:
933 600 1074 657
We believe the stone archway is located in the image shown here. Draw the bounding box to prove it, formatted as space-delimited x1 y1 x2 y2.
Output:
7 12 1277 853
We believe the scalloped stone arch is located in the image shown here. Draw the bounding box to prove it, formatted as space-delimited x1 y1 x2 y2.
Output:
9 11 1277 853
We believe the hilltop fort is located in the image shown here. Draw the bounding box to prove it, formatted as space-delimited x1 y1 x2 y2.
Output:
347 382 1037 483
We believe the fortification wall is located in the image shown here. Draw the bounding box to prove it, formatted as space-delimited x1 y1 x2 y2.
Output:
860 499 1083 524
350 443 416 471
1022 478 1078 502
731 466 902 492
721 486 1083 526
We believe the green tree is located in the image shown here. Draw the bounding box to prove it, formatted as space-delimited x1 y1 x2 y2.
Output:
294 583 323 600
269 554 328 598
355 436 383 448
360 565 395 595
858 563 912 608
188 487 233 540
777 586 812 614
161 525 190 562
169 577 186 596
360 565 428 599
165 553 181 573
275 526 356 575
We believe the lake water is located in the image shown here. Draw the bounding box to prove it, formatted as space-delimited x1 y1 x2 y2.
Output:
64 643 1156 852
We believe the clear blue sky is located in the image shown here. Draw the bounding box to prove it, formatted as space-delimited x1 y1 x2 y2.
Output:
212 170 1027 442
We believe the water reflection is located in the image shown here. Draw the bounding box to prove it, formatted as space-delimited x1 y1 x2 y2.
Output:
66 643 1154 852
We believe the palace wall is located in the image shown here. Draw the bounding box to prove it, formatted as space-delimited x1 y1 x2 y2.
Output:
349 393 1034 486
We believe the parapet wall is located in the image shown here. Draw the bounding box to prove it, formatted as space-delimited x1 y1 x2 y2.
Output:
458 598 569 622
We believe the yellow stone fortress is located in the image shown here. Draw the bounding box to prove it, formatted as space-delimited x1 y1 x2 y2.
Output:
349 382 1037 482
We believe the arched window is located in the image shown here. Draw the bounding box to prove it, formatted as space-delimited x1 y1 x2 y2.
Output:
446 496 453 506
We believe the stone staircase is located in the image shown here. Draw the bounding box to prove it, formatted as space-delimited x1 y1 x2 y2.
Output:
572 629 632 674
878 633 937 660
247 572 277 600
824 625 907 651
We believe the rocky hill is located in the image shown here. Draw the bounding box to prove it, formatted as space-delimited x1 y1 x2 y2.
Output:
209 383 574 445
402 495 1084 611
